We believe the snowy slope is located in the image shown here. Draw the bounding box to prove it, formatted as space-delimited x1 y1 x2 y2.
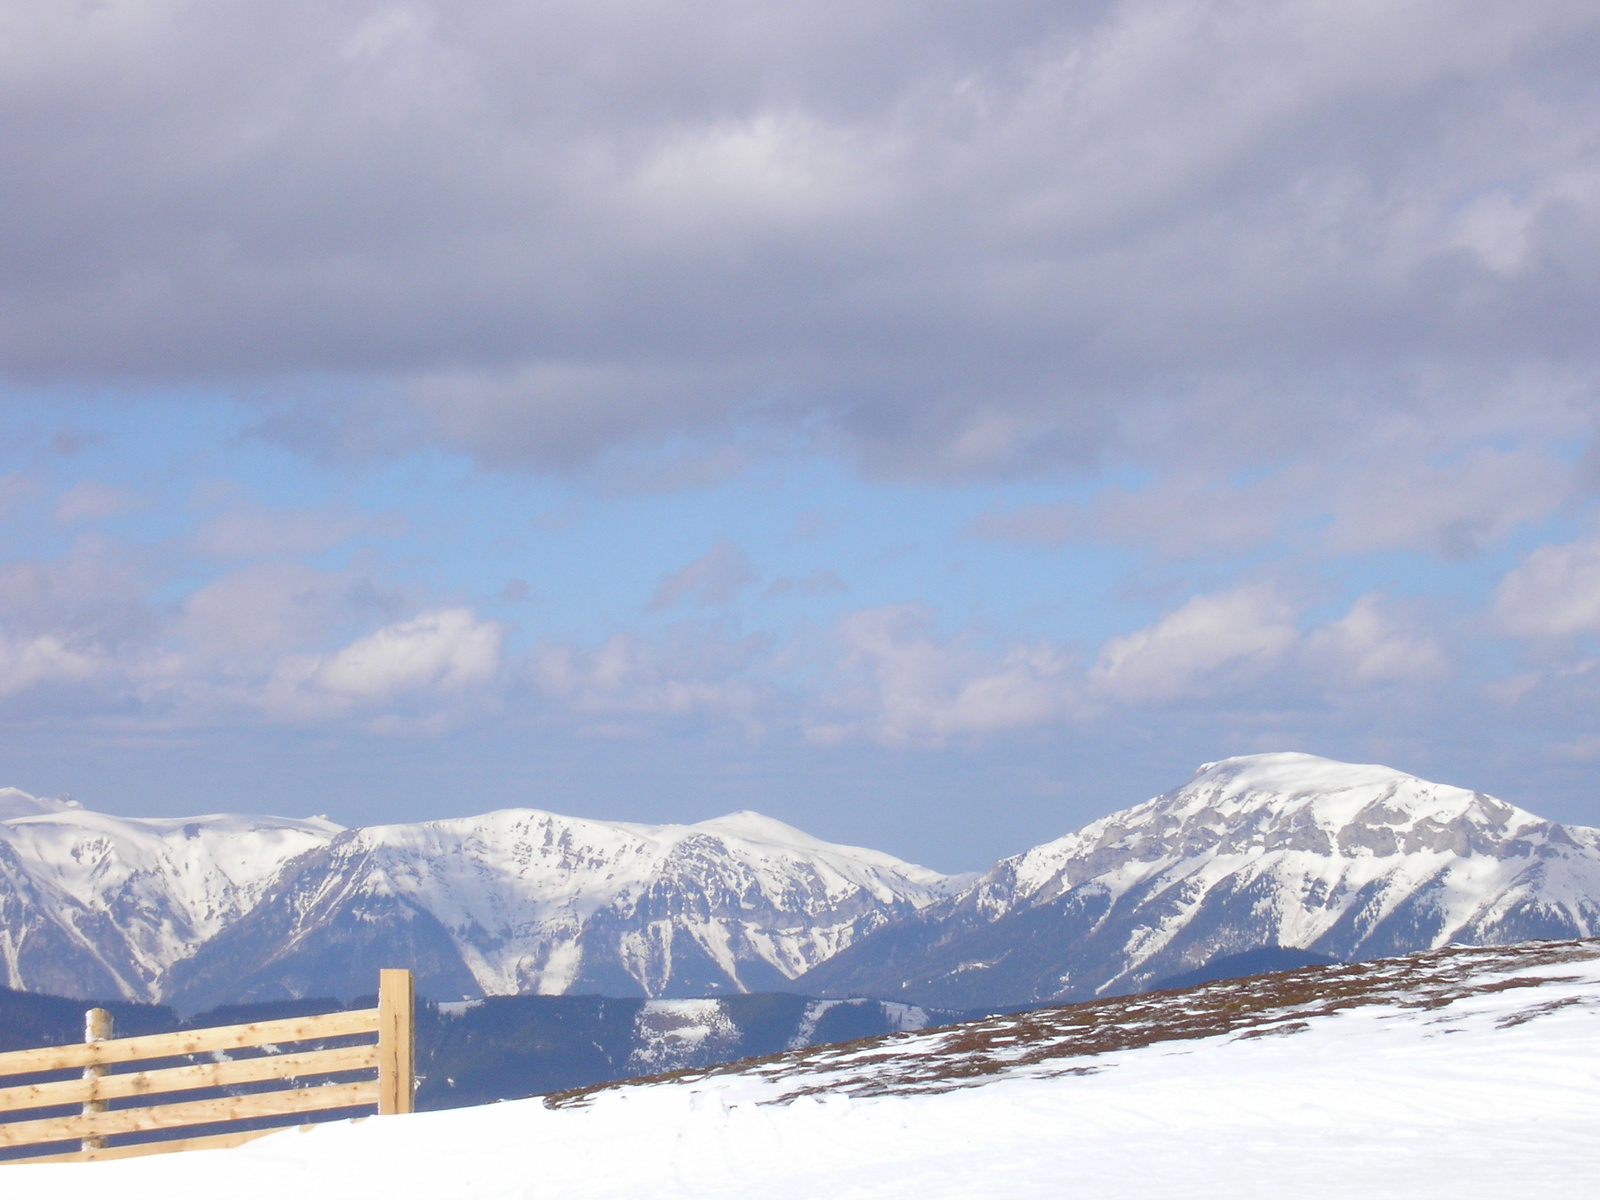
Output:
0 795 339 1001
800 752 1600 1007
13 939 1600 1198
0 792 953 1006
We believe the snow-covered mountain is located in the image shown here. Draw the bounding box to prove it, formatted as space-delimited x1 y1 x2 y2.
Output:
0 791 954 1008
10 752 1600 1013
797 752 1600 1008
0 788 339 1002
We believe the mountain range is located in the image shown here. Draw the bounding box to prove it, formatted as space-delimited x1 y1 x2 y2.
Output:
0 789 956 1009
4 752 1599 1011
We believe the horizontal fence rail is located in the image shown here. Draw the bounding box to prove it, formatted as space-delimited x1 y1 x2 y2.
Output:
0 968 413 1165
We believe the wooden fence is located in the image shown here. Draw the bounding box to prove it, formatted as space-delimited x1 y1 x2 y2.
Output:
0 968 414 1164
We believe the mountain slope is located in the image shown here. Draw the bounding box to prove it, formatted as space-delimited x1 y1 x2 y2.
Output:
0 793 953 1007
796 753 1600 1008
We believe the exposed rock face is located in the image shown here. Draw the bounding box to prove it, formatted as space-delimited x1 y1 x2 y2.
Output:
796 753 1600 1008
0 792 953 1009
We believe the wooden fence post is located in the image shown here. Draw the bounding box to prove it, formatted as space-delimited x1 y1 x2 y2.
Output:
81 1007 112 1152
377 969 414 1116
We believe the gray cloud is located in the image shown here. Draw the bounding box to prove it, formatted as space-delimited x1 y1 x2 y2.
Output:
6 0 1600 845
53 481 141 525
971 442 1581 561
190 505 405 558
1 1 1594 485
766 569 847 598
649 541 758 610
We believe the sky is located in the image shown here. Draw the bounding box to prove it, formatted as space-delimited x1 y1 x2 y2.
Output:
1 0 1599 871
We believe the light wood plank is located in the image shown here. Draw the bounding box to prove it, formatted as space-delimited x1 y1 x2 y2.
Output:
0 1044 380 1115
0 1009 379 1078
0 1080 377 1147
6 1126 288 1164
377 969 415 1116
81 1007 113 1152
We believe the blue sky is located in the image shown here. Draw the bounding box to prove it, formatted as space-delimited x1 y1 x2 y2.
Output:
2 2 1599 870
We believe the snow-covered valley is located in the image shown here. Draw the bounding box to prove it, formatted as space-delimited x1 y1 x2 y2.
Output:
13 938 1600 1198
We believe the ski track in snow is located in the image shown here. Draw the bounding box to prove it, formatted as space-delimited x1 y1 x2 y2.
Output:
14 939 1600 1199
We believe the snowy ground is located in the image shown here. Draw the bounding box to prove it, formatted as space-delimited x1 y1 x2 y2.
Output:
12 941 1600 1198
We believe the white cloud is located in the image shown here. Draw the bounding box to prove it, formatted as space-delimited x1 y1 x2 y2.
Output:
1494 534 1600 637
809 604 1081 747
1304 594 1449 684
1090 586 1299 703
307 609 504 700
531 625 770 728
0 535 152 642
0 544 506 729
800 589 1457 746
258 609 506 721
1090 589 1448 703
0 630 104 697
181 562 351 657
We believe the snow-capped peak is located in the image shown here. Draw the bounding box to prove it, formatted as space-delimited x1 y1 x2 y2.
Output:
1171 752 1541 835
0 787 80 821
990 751 1561 911
693 809 834 848
796 753 1600 1010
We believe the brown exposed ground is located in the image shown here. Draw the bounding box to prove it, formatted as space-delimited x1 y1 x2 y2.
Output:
547 938 1600 1107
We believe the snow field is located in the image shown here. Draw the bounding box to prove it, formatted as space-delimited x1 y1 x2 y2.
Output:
16 951 1600 1199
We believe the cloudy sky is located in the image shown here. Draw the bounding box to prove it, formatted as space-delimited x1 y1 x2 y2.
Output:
2 0 1599 869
